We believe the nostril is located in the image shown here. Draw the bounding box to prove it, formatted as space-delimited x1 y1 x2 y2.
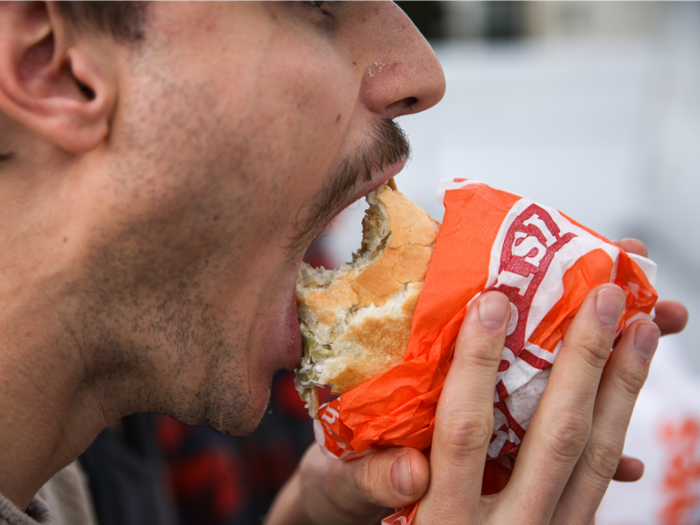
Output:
386 96 418 116
402 97 418 110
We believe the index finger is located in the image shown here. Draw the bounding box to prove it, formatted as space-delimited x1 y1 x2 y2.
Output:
417 291 510 523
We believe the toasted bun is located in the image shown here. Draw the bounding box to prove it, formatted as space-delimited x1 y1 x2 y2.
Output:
295 184 439 415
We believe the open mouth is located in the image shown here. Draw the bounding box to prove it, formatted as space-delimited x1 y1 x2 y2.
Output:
295 184 394 409
294 181 440 416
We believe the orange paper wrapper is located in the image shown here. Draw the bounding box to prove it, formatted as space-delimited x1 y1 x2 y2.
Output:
311 180 657 524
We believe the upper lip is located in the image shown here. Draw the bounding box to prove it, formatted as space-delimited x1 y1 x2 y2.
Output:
339 159 406 211
308 158 406 250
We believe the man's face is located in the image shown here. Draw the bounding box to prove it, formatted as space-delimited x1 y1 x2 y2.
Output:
73 2 445 434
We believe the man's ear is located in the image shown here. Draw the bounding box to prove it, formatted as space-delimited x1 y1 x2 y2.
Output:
0 2 117 153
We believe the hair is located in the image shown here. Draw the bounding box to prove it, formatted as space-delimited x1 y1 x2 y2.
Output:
56 1 149 43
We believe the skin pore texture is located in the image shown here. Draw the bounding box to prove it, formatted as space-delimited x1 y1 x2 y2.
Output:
0 1 445 509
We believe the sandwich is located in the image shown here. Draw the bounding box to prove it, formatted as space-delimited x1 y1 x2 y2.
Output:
295 182 440 416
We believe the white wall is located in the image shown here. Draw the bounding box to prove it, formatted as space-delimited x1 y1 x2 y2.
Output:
649 3 700 263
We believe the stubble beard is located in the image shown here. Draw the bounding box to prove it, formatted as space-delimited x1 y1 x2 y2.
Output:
71 67 269 437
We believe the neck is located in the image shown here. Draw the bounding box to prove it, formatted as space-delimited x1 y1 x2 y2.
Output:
0 301 108 510
0 161 108 510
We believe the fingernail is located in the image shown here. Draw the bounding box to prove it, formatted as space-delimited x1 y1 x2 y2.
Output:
595 288 626 327
634 324 660 361
390 454 414 496
479 293 509 331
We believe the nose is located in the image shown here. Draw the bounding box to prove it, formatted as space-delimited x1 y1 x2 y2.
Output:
352 2 446 120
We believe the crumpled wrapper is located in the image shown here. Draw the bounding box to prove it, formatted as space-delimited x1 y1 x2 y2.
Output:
312 180 658 524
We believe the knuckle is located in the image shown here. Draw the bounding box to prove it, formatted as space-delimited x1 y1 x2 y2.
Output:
440 413 493 459
457 335 503 371
354 454 381 504
575 338 611 370
584 441 623 481
545 416 591 462
613 369 646 400
321 456 384 521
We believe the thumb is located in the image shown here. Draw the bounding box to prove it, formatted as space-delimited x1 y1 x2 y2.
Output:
301 444 430 522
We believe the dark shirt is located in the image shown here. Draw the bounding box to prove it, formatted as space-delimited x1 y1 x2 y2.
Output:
79 413 178 525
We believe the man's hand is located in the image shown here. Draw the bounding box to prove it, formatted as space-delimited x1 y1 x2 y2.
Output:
266 239 688 525
413 286 649 524
268 442 430 525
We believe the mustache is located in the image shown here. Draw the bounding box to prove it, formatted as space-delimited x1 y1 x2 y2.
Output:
288 118 411 259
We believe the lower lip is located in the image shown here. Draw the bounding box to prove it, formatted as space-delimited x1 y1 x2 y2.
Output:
283 286 302 369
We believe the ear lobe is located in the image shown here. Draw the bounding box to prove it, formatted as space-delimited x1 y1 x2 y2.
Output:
0 1 116 154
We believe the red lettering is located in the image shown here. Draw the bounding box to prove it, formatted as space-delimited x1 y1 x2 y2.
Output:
486 205 576 360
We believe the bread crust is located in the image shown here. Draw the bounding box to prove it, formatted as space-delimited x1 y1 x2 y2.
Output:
296 184 439 398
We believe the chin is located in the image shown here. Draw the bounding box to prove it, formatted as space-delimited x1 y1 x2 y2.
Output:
170 361 274 437
219 370 272 436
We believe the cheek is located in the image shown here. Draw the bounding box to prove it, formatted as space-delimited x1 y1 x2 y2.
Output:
290 73 356 151
252 38 357 162
270 72 358 194
222 75 357 250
